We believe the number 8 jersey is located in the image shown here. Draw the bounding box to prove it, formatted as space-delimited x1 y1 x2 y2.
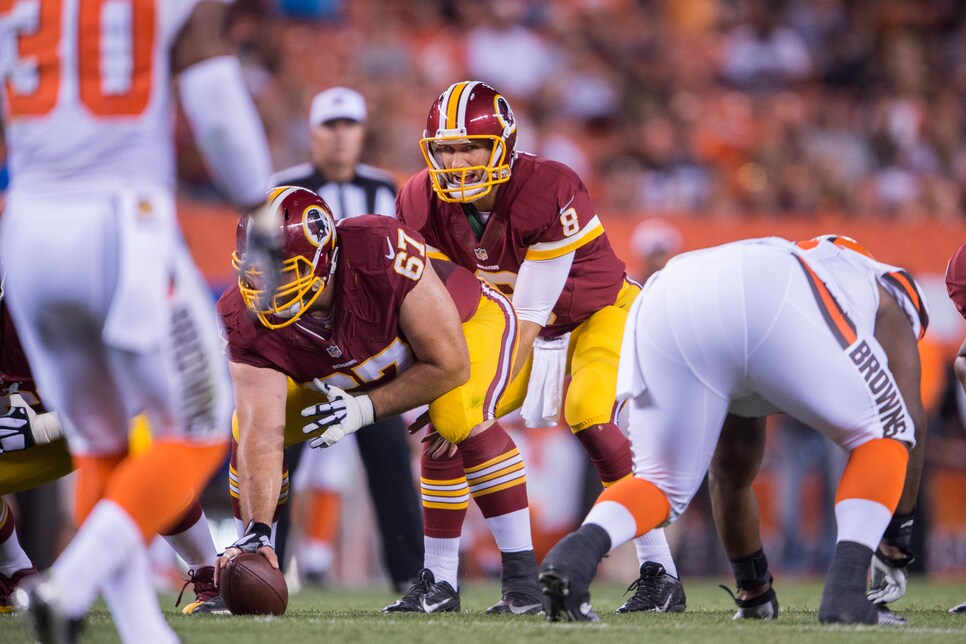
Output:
0 0 200 193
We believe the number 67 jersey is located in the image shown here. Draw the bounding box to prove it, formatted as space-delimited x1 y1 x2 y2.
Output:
0 0 199 193
218 216 484 394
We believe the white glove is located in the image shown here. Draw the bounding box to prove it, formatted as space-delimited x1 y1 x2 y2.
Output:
868 553 908 605
301 381 374 449
0 394 63 453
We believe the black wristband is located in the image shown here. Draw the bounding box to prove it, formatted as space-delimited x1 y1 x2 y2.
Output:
882 511 915 552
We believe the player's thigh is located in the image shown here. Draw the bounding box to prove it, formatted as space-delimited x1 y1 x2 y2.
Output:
750 303 914 452
124 246 232 445
0 440 73 496
430 294 515 443
565 304 627 430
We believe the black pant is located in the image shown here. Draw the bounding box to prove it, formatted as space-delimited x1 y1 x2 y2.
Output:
276 415 423 589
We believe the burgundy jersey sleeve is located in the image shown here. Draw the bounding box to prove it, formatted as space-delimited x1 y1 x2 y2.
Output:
509 156 607 260
396 171 452 261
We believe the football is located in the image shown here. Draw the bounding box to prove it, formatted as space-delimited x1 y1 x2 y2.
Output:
220 553 288 615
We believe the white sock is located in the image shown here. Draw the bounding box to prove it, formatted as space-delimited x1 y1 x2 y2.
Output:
633 528 677 577
52 500 142 619
299 539 334 574
101 540 179 644
584 500 637 553
0 523 34 576
424 536 460 590
484 508 533 553
835 498 892 550
162 510 217 570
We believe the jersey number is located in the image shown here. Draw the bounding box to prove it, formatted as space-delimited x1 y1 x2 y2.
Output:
393 229 426 281
2 0 155 117
311 338 414 392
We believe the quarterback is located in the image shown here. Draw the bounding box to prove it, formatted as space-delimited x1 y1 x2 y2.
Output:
396 80 682 612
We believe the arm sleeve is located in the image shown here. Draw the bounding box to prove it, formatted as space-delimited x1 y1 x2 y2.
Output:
512 252 574 325
178 55 272 210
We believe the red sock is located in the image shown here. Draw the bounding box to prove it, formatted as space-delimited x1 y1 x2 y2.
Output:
458 422 528 518
575 423 633 487
421 445 468 539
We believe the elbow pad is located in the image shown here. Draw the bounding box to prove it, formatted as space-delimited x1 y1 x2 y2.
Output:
179 55 272 210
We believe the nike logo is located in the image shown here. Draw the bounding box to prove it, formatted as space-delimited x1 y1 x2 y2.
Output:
420 597 448 612
384 237 396 260
509 602 544 615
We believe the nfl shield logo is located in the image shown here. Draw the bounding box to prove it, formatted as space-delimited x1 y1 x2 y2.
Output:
474 248 488 261
326 346 342 358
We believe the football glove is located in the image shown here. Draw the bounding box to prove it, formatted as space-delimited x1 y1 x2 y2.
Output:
301 381 374 449
868 512 916 605
228 521 273 554
0 394 63 453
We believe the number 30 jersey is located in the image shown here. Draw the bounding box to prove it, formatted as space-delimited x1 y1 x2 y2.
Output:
0 0 200 193
397 152 628 336
218 216 483 393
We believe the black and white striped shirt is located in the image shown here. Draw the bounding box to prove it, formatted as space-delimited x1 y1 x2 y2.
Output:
270 162 397 221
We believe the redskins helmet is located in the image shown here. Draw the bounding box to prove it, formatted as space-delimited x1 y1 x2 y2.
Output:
419 81 517 203
232 186 338 329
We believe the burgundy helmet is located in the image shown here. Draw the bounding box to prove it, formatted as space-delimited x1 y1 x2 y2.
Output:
232 186 338 329
419 81 517 203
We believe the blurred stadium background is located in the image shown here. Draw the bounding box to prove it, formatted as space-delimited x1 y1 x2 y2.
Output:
10 0 966 593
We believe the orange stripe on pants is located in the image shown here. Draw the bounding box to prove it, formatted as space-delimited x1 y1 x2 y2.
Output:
104 439 228 541
73 451 127 525
595 476 671 537
835 438 909 511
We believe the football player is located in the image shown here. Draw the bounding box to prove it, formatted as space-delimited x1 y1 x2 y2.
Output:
1 1 272 641
944 242 966 615
0 275 231 617
707 236 929 620
395 80 684 613
215 186 545 615
539 235 927 625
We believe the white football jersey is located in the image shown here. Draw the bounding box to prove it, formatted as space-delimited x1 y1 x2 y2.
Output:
0 0 203 194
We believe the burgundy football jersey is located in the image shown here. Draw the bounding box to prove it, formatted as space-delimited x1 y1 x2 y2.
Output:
397 153 628 336
0 302 37 400
219 216 481 393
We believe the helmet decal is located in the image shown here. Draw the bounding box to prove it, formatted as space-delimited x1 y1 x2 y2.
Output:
494 95 515 137
303 206 333 247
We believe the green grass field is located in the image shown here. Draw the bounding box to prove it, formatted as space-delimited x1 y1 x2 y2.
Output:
3 578 966 643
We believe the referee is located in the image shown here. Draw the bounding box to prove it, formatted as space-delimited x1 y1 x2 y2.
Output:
272 87 423 592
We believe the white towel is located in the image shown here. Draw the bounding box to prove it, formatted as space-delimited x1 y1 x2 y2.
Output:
102 188 176 352
521 333 570 428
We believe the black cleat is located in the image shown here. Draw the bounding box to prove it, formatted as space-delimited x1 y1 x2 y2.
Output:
615 562 686 613
12 574 84 644
819 541 906 626
486 550 545 615
538 527 610 623
950 600 966 614
719 583 779 620
382 568 460 613
177 566 230 615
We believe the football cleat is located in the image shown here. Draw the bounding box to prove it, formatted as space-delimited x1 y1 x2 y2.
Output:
382 568 460 613
486 590 545 616
12 573 84 644
615 562 686 613
719 583 778 619
486 549 544 615
1 566 38 613
950 600 966 614
539 531 604 623
177 566 230 615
